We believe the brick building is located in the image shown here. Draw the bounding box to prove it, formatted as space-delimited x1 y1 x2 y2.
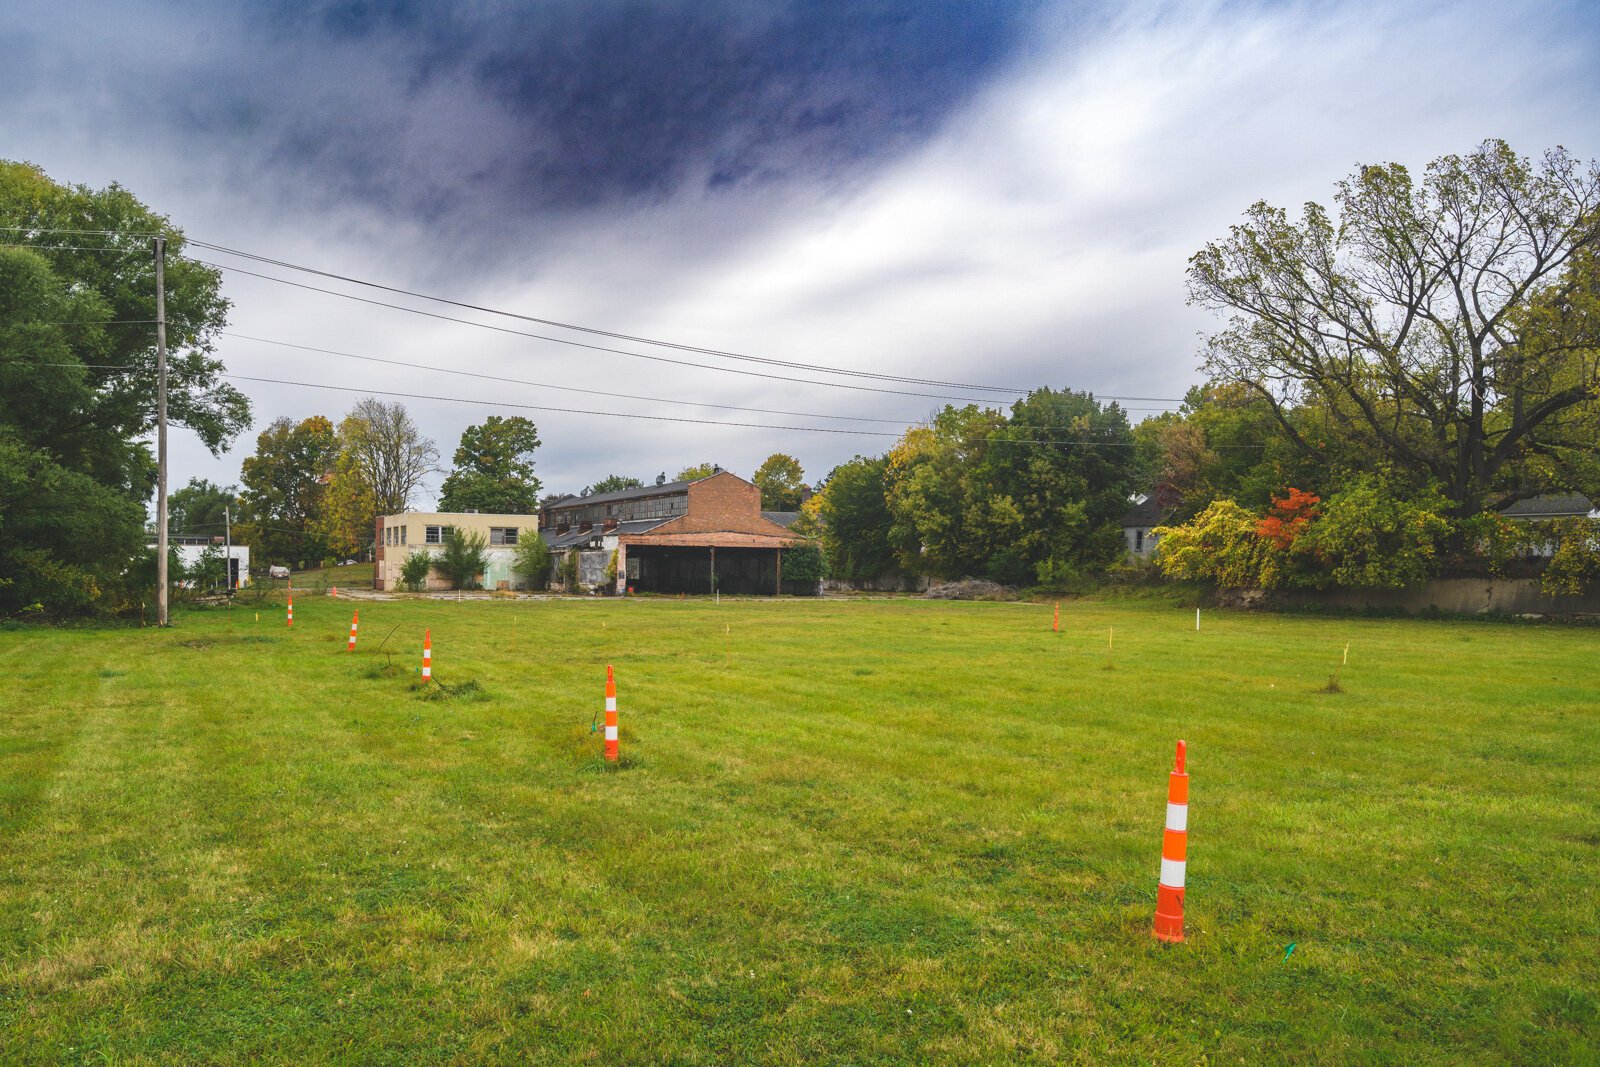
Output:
542 469 806 594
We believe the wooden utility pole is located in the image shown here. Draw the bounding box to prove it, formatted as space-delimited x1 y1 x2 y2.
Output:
224 504 233 597
154 237 170 627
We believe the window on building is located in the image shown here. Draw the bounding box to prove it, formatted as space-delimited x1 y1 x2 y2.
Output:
426 525 454 545
490 527 518 546
400 526 407 545
1135 529 1145 552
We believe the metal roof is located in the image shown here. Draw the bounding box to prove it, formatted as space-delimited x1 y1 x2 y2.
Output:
762 511 801 528
1498 493 1597 519
542 517 674 549
545 478 700 510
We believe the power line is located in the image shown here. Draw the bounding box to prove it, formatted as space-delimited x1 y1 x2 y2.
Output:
193 258 1038 405
220 332 916 425
0 357 1254 447
190 239 1029 393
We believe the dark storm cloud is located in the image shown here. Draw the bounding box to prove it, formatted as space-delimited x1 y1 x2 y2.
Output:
150 0 1043 223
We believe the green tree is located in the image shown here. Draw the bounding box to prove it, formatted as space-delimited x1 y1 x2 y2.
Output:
1153 500 1274 588
513 533 551 587
1189 140 1600 519
438 415 540 513
0 163 249 614
753 453 806 510
675 462 721 481
884 405 1007 578
237 416 338 569
399 550 435 592
780 543 825 593
982 388 1138 582
582 475 643 496
313 450 378 561
167 479 238 539
808 456 897 580
435 529 489 590
1296 477 1453 589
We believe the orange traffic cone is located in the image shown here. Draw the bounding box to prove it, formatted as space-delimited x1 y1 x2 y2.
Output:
331 585 338 598
1153 740 1189 943
603 665 619 762
421 628 432 683
286 592 294 628
347 610 359 651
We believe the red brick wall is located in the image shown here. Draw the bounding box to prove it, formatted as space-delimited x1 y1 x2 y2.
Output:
654 472 791 536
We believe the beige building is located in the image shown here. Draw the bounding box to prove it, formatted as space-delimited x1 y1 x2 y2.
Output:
374 511 537 591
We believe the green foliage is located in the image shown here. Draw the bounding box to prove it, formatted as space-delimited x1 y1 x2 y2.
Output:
559 551 581 592
675 462 720 481
753 453 806 510
188 545 228 592
512 534 551 587
238 416 339 569
882 391 1136 583
399 550 435 592
1297 477 1452 589
1541 518 1600 595
1154 500 1273 588
0 161 248 616
435 529 489 590
437 415 541 514
1190 141 1600 517
780 543 824 592
582 475 644 496
604 549 619 587
168 478 238 539
807 456 896 580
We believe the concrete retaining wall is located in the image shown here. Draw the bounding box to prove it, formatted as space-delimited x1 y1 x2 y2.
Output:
1276 577 1600 616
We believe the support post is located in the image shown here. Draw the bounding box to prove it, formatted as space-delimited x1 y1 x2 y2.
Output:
154 236 170 627
775 546 782 595
709 545 716 597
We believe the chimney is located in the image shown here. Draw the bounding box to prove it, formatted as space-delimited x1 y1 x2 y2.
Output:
602 518 618 531
557 522 570 534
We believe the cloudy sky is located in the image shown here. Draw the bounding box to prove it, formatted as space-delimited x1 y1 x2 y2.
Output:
5 0 1599 504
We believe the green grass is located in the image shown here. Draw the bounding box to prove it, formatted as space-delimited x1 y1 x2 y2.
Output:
1 598 1596 1063
288 561 374 587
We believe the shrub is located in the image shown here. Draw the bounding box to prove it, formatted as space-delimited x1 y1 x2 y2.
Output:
436 529 489 590
1541 518 1600 595
1296 478 1451 589
781 543 825 593
559 551 580 592
513 534 551 588
399 550 435 591
1154 500 1274 587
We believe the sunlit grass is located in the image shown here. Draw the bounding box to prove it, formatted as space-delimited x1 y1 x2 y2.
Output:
1 597 1596 1063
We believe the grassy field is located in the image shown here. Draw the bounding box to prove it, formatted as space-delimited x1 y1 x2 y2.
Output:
1 596 1596 1063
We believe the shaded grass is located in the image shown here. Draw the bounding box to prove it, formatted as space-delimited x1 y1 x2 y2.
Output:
0 597 1596 1063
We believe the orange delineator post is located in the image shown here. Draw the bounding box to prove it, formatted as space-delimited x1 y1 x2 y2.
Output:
1153 739 1189 943
286 592 294 628
1053 601 1060 632
421 628 432 683
347 610 359 651
603 665 619 763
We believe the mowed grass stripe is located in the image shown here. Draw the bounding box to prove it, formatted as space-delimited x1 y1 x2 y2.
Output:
0 598 1596 1063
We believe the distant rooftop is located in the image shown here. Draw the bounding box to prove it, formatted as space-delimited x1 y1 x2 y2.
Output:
545 477 704 510
1498 493 1596 519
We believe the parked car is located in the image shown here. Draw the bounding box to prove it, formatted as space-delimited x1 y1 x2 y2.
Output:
269 565 290 579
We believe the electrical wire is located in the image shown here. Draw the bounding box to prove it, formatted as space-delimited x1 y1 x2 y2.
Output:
189 239 1030 393
219 332 917 425
193 258 1044 405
